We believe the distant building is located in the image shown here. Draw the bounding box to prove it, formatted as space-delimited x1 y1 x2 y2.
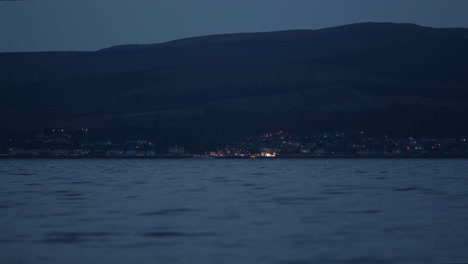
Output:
300 148 311 154
314 148 326 154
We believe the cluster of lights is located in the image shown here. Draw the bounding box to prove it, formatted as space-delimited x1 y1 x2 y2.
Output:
50 128 89 132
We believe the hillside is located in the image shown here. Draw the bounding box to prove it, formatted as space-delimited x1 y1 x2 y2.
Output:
1 22 468 146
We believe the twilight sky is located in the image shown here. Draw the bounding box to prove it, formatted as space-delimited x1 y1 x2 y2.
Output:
1 0 468 52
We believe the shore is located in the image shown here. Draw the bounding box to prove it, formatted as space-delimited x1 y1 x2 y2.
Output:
1 153 467 159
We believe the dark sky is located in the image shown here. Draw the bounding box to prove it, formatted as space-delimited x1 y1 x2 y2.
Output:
1 0 468 52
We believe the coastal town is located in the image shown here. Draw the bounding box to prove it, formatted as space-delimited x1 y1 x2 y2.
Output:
1 129 467 158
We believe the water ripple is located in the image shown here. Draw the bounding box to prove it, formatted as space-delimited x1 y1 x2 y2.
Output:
140 208 195 216
142 232 214 238
41 232 112 244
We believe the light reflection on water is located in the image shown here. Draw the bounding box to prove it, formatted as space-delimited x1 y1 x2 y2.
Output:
1 159 468 264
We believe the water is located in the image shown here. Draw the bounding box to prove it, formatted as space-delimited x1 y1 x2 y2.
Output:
1 159 468 264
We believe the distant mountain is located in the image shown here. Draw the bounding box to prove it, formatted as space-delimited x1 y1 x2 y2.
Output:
1 22 468 146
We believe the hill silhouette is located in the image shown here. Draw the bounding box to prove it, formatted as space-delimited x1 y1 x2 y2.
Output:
1 22 468 147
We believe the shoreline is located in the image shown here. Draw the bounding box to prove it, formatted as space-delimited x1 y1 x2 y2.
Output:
1 154 467 159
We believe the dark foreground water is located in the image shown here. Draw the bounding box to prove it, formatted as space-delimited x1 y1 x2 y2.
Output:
1 159 468 264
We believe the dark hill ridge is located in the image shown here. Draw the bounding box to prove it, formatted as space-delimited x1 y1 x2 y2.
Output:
101 22 468 50
1 22 468 143
2 22 468 87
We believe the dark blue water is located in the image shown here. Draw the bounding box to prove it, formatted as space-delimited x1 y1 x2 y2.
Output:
1 159 468 264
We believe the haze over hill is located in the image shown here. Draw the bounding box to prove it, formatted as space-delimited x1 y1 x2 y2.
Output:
1 22 468 147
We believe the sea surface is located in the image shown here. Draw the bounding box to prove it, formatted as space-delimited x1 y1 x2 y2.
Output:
0 158 467 264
